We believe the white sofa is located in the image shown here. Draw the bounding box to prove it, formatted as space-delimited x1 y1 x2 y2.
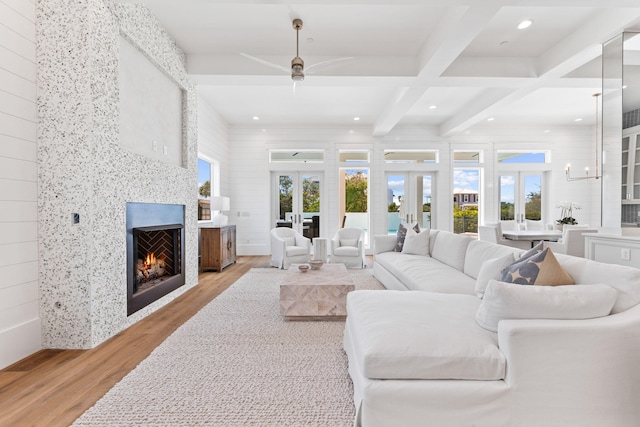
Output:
344 229 640 427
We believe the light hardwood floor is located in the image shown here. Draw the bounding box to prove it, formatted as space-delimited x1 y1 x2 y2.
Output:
0 256 271 427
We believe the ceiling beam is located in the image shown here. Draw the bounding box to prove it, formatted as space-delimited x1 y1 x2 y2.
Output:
372 5 501 136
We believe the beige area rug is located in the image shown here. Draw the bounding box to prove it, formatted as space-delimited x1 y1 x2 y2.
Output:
72 267 384 426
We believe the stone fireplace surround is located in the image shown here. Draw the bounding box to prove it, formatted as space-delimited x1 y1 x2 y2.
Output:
37 1 198 349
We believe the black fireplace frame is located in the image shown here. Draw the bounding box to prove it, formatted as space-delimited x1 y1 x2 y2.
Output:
126 202 186 316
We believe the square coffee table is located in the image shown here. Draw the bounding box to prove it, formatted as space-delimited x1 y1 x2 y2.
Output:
280 263 355 320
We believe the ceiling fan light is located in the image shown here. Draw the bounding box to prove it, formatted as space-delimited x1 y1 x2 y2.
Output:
292 71 304 82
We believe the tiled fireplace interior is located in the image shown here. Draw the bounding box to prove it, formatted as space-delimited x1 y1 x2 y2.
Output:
127 203 186 315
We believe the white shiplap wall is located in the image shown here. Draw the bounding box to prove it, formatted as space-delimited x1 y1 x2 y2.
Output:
228 124 601 256
0 0 41 369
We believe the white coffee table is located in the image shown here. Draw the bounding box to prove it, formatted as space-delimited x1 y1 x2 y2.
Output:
280 263 355 320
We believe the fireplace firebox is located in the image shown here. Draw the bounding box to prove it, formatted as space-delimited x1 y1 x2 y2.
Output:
126 203 185 315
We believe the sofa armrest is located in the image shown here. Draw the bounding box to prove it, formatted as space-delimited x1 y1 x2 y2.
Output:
373 235 397 254
497 307 640 424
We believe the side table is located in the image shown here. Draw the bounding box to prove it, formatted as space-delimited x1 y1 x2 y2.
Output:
313 237 328 262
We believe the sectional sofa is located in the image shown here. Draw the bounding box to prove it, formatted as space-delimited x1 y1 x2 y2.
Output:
344 229 640 427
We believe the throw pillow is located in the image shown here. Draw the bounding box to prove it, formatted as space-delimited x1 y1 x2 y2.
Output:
474 253 516 297
394 222 421 252
500 247 574 286
475 280 618 332
401 229 430 256
518 240 545 260
340 238 358 247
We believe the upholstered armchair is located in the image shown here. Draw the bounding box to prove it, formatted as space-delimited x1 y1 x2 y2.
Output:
479 223 530 250
329 227 365 268
545 227 597 257
270 227 311 269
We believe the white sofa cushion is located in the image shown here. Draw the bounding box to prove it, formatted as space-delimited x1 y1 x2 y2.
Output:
476 280 618 332
375 252 476 294
286 246 308 256
401 229 430 256
475 253 516 297
334 246 359 256
555 253 640 313
463 240 522 279
340 238 358 247
430 231 473 271
346 290 505 380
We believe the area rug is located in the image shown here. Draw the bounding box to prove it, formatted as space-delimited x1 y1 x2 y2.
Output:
72 267 384 426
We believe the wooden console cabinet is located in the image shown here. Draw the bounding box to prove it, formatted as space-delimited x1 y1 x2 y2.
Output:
200 224 236 272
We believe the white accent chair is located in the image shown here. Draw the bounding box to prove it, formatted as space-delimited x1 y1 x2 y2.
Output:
545 227 598 257
329 227 365 268
524 219 544 230
478 223 530 250
270 227 311 269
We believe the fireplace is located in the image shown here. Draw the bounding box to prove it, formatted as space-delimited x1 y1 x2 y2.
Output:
126 203 185 315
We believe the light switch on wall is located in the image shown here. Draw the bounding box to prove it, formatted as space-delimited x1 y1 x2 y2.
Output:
621 248 631 261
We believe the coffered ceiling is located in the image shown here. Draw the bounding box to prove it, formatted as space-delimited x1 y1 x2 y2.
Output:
119 0 640 136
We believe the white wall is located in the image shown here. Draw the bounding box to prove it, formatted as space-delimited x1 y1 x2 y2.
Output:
228 124 601 256
0 0 41 368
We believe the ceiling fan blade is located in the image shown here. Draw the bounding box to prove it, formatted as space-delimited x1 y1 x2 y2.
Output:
306 57 355 74
240 53 290 74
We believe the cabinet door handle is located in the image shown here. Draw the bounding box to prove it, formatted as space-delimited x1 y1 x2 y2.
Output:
227 240 232 250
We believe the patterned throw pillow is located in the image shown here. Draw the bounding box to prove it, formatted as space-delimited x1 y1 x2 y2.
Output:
394 222 420 252
519 240 544 260
500 247 574 286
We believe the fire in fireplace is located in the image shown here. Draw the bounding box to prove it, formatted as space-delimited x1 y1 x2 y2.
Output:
126 203 185 316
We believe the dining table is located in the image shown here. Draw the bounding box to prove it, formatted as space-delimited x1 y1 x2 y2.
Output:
502 229 563 247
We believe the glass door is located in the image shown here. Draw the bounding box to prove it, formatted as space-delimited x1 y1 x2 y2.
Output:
274 172 322 239
386 173 433 234
499 173 543 225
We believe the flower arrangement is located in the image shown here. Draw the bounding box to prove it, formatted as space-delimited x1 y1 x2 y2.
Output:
556 201 581 225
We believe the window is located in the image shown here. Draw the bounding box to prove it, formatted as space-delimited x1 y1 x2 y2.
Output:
198 155 219 221
497 151 548 163
341 168 369 244
384 150 438 164
270 150 324 163
453 151 481 163
453 169 480 234
339 150 370 163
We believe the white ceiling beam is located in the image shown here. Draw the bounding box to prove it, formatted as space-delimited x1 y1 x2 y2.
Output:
372 5 501 136
440 9 640 136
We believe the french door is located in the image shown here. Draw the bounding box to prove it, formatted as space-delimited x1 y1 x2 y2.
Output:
273 172 323 237
386 172 434 234
498 172 543 224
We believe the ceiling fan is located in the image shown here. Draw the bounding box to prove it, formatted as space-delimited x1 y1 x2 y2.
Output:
241 18 353 91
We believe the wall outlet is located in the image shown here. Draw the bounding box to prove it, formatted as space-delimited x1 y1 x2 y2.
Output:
621 248 631 261
163 145 168 155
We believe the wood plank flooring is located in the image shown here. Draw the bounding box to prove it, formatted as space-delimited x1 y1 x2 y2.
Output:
0 256 271 427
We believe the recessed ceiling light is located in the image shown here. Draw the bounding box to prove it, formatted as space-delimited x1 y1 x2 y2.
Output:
353 117 360 121
544 130 551 133
575 118 583 122
518 19 533 30
487 117 495 122
429 105 438 109
253 116 259 120
623 85 628 89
